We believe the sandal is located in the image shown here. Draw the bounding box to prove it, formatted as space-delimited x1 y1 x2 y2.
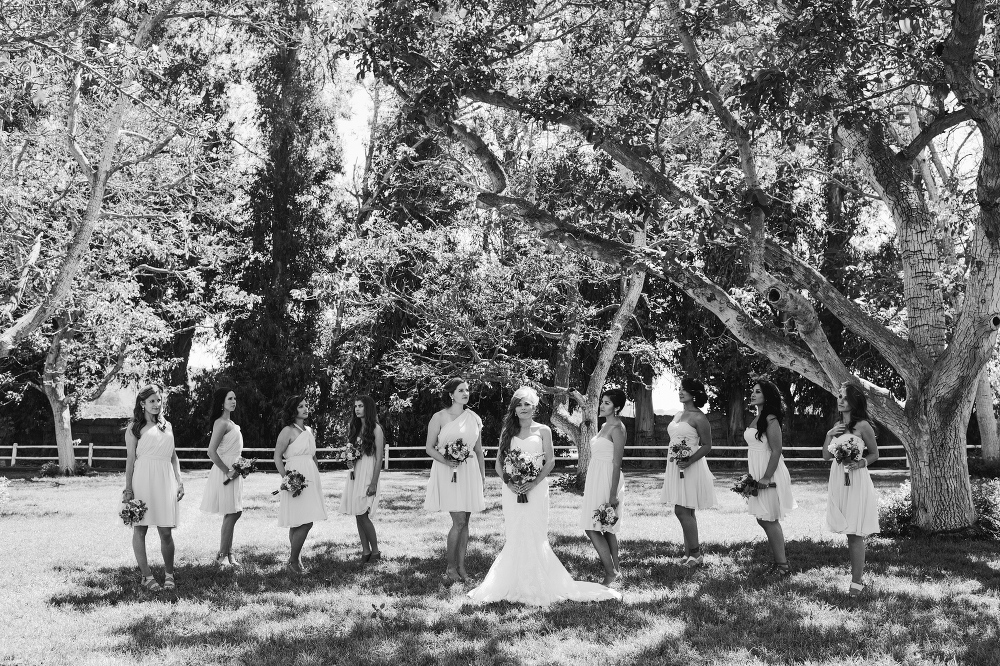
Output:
140 576 161 593
368 551 382 563
683 550 704 568
771 562 791 577
162 573 176 591
214 553 230 567
849 581 865 596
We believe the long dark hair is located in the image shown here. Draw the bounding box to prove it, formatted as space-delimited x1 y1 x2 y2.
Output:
841 382 873 435
349 395 378 457
281 394 307 427
442 376 466 408
209 387 235 424
497 387 539 463
753 379 784 441
130 384 167 439
681 377 708 408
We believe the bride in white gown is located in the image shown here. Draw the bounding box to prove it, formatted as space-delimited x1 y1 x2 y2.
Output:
468 387 621 606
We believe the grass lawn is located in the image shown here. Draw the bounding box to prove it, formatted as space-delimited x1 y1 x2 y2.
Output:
0 467 998 665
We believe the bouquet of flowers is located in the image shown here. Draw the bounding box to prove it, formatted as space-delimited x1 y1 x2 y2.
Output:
669 437 694 479
829 435 864 486
120 498 148 526
592 502 619 532
503 449 544 503
333 442 363 480
223 457 257 486
272 470 308 497
436 437 473 482
731 473 776 499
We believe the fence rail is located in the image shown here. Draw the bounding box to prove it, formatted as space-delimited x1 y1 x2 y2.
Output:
0 441 984 469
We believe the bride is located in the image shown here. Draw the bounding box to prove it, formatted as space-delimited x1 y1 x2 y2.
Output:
468 387 621 606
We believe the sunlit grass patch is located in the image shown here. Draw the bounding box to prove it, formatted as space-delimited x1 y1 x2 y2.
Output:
0 469 997 664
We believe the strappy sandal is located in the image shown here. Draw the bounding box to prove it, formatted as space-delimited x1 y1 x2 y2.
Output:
849 581 865 596
367 551 381 563
683 550 704 568
771 562 791 577
140 576 161 593
162 573 176 591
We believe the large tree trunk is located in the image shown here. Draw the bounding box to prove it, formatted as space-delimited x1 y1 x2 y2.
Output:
976 369 999 461
907 394 977 530
42 329 76 473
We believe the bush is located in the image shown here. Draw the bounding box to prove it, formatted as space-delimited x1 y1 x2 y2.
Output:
73 462 93 476
879 478 1000 539
38 461 60 478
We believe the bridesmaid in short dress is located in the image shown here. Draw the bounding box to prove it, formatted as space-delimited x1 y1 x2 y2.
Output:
200 387 244 567
339 395 384 563
274 394 328 574
660 377 717 566
745 379 796 576
424 377 486 584
579 388 628 587
823 382 880 595
123 384 185 593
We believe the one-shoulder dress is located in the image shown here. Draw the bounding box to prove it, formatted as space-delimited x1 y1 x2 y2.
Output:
200 423 244 515
339 437 381 517
468 434 621 605
578 433 626 533
660 419 717 510
131 423 180 527
826 432 880 536
745 428 796 521
424 410 486 513
277 427 328 528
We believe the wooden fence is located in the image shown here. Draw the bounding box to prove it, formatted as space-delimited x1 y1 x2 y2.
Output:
0 440 983 470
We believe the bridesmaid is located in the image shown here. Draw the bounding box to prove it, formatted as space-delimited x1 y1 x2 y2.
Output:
579 388 627 587
424 377 486 584
745 379 796 576
200 387 244 567
274 394 328 574
122 384 184 592
823 382 880 595
339 394 384 563
660 377 717 567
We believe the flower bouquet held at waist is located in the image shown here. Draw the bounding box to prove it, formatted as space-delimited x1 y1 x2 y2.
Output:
272 470 308 497
503 449 544 503
333 442 363 480
669 437 694 479
120 498 147 526
731 473 776 499
223 457 257 486
592 502 619 532
829 435 863 486
436 437 473 482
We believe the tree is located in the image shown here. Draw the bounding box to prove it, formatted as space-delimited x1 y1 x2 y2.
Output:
342 1 1000 531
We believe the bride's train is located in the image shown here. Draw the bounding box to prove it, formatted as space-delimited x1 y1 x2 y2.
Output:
468 434 621 606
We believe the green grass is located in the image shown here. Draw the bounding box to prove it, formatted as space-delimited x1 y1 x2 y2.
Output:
0 468 997 665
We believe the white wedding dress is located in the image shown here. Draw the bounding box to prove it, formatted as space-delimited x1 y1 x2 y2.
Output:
467 434 622 606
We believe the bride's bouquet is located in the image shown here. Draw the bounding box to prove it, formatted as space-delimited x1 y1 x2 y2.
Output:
669 437 694 479
223 457 257 486
592 502 619 532
333 442 363 480
120 498 147 526
272 470 308 497
436 437 473 482
503 450 544 503
829 435 863 486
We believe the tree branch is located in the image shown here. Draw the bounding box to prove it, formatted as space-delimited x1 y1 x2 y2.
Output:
897 108 973 163
109 127 179 175
81 341 127 402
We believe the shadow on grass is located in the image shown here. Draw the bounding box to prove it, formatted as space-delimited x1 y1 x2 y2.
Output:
46 534 1000 665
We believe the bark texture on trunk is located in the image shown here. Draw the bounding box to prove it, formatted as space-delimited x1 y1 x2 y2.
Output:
976 369 1000 461
42 329 76 473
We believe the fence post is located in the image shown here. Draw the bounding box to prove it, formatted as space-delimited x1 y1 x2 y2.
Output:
383 445 389 470
11 442 16 467
88 442 94 467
